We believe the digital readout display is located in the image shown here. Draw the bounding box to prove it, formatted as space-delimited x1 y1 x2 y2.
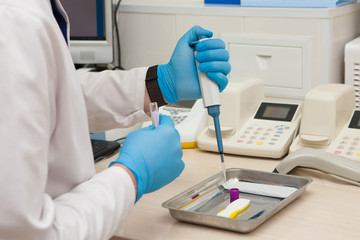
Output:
254 102 298 122
348 111 360 129
262 105 291 120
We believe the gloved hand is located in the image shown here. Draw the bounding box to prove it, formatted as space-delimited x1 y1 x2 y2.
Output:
109 115 184 202
157 25 231 103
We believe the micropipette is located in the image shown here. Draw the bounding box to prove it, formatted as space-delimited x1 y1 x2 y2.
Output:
190 35 226 182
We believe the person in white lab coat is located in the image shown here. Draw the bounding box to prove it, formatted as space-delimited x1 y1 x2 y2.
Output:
0 0 230 239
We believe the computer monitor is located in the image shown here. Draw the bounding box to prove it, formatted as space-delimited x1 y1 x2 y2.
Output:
61 0 114 64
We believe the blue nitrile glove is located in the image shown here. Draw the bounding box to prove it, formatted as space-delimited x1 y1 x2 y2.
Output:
157 25 231 103
109 115 184 202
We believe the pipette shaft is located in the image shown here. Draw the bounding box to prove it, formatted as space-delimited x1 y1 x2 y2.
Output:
207 105 226 181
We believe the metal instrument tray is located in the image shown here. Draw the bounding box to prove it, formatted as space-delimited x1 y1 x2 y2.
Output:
162 168 312 233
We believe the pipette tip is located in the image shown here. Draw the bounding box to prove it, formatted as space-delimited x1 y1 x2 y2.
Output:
221 152 226 182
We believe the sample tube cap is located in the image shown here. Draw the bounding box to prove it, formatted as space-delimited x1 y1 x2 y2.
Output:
230 188 240 203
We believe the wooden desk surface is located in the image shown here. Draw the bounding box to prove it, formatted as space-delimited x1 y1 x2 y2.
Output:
96 148 360 240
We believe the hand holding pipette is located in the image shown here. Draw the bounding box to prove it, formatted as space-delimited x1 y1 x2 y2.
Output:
156 26 230 103
190 35 227 181
155 26 230 181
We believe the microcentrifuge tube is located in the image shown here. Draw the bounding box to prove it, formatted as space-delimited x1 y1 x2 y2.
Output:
149 102 159 127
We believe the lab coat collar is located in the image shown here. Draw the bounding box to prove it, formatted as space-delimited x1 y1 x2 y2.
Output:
50 0 69 44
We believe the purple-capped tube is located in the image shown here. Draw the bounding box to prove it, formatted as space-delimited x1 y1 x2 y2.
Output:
230 188 239 203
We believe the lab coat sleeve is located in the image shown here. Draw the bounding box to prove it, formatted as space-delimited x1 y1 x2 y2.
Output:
77 68 151 133
53 167 136 240
0 4 135 240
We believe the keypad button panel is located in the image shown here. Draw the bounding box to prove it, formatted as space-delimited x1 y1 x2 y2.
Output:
162 107 191 125
235 124 292 147
330 135 360 159
214 116 301 159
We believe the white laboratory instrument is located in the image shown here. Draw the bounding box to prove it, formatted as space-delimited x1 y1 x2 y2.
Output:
197 79 302 159
142 99 207 148
289 84 357 160
324 109 360 160
274 148 360 186
345 36 360 109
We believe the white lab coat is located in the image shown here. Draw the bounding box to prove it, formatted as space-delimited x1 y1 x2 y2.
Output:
0 0 150 239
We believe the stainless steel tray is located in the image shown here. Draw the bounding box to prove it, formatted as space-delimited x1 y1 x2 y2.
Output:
162 168 312 233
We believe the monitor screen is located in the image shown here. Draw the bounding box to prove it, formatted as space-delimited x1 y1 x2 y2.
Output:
61 0 113 64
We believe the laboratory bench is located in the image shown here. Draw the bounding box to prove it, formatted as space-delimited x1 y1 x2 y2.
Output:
96 148 360 240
